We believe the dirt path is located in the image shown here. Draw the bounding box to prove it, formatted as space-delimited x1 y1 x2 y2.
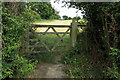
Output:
25 53 68 78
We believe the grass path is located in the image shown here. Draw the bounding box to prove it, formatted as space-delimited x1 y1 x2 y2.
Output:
25 53 68 78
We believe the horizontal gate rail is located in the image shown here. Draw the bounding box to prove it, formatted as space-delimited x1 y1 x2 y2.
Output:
32 25 71 28
32 24 86 28
31 49 69 53
29 43 68 48
29 38 69 41
29 32 70 34
36 32 70 34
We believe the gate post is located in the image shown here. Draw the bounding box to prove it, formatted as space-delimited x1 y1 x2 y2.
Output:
70 19 78 47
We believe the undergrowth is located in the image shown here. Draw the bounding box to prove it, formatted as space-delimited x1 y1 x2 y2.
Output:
62 47 104 78
25 53 55 64
62 30 120 79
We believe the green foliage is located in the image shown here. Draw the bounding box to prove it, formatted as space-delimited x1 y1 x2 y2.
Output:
49 14 61 20
68 17 72 20
63 30 120 78
62 2 120 77
27 2 60 20
22 8 41 22
69 2 120 48
63 2 120 79
62 15 69 20
103 48 120 79
109 48 120 56
62 47 104 78
2 2 40 79
78 19 88 25
2 54 37 78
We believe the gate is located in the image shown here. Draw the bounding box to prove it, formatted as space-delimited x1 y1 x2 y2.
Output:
26 19 86 54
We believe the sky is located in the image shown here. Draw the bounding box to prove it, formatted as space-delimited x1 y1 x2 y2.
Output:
50 0 83 19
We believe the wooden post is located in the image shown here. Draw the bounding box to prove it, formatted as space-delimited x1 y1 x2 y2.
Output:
70 19 78 47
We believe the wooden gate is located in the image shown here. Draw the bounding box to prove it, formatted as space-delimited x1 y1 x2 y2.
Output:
26 19 86 54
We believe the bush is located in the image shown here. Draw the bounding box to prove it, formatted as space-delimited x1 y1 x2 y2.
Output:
2 3 40 79
103 48 120 79
2 54 37 78
62 48 99 78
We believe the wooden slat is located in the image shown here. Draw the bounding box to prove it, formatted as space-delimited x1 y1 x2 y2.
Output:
31 49 69 53
40 39 51 52
62 28 70 37
57 43 68 47
35 32 70 34
32 24 86 28
51 28 70 51
32 25 71 28
30 41 40 51
29 38 70 41
29 43 67 48
42 27 51 35
51 27 61 38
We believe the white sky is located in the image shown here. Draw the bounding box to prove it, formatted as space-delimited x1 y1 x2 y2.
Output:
50 0 83 19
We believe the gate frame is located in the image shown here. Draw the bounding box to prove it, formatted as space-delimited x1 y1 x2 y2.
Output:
26 19 86 54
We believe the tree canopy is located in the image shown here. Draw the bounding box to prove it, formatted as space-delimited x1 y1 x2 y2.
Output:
27 2 60 19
